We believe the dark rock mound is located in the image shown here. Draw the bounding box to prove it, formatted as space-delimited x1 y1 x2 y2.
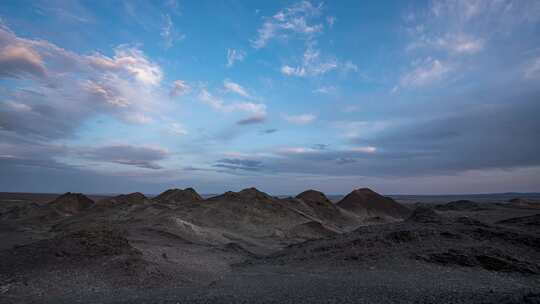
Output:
296 190 334 208
154 188 202 204
294 189 345 222
497 214 540 228
209 187 273 202
418 247 539 275
509 198 540 209
407 207 443 224
49 192 94 214
337 188 410 218
98 192 147 206
435 200 484 211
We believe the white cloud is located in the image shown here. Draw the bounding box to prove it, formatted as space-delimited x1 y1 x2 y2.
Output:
281 65 306 76
5 101 32 112
326 16 336 28
400 57 452 88
169 122 188 135
342 61 358 73
282 113 316 125
334 121 389 140
170 80 191 96
524 56 540 79
409 33 484 55
226 49 245 67
313 86 336 94
281 46 339 77
0 25 168 142
251 1 323 49
198 88 266 119
223 79 250 98
88 46 163 87
350 146 377 154
83 80 130 107
276 147 317 155
123 113 153 124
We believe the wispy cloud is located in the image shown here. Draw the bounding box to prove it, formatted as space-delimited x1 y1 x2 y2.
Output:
524 56 540 79
170 80 191 96
281 45 355 77
168 122 188 135
223 79 250 98
400 57 452 88
282 113 316 125
160 14 185 49
198 88 266 122
78 144 169 170
313 85 336 94
251 1 323 49
226 49 246 67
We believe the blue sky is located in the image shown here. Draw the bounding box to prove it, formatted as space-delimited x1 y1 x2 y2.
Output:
1 0 539 195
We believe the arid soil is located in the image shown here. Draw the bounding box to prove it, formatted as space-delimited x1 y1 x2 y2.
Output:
0 188 539 303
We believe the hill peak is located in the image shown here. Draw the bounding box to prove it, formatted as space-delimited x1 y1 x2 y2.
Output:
154 188 202 204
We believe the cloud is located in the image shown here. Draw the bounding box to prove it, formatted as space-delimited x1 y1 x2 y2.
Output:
214 158 263 171
408 33 484 55
333 120 390 140
0 25 167 143
342 61 358 73
281 65 306 76
160 14 185 48
168 122 188 135
251 1 323 49
313 86 336 94
226 49 246 67
0 44 47 78
326 16 335 28
312 144 328 150
524 56 540 79
198 89 264 114
276 147 317 155
223 79 250 98
123 113 153 124
170 80 191 96
350 146 377 154
79 144 168 170
83 80 130 107
236 115 266 125
281 45 355 78
88 46 163 86
197 88 267 122
400 57 452 88
260 128 277 134
282 113 316 125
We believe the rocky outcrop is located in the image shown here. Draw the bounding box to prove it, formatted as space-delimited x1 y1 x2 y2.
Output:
154 188 202 204
97 192 147 206
337 188 410 219
49 192 94 214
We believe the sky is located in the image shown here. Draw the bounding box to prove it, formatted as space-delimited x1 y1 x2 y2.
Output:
0 0 539 195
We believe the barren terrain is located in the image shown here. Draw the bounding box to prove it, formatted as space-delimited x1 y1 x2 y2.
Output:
1 189 539 303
